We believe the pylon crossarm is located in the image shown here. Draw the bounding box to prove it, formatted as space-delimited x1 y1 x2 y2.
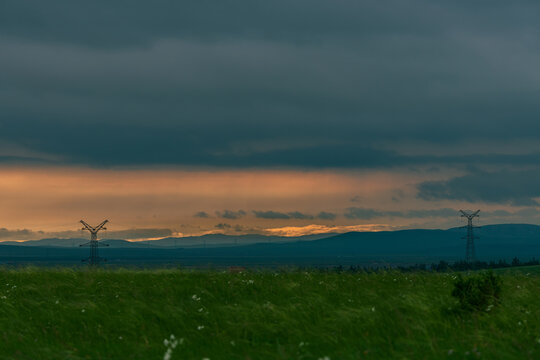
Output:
94 220 109 232
80 220 95 232
460 210 480 219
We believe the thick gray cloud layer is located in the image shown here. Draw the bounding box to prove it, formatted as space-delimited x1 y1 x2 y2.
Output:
252 210 336 220
194 211 210 218
345 207 460 220
317 212 337 220
216 210 246 219
417 169 540 206
344 207 540 220
2 1 540 170
253 211 292 220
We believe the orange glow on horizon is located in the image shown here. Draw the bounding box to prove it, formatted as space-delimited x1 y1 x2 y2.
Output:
0 166 422 232
0 165 501 240
264 224 396 237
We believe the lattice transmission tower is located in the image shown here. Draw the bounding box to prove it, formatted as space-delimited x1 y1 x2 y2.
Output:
459 210 480 263
80 220 109 265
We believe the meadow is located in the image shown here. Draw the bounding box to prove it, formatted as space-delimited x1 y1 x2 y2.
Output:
0 267 539 359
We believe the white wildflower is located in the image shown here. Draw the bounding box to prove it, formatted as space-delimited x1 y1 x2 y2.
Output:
197 325 205 330
81 309 86 313
163 334 179 360
163 348 173 360
192 294 201 301
371 307 376 312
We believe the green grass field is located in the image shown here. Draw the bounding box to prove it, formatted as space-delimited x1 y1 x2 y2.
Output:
494 265 540 276
1 267 540 359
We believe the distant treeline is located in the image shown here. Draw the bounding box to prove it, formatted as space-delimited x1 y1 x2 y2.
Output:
427 257 540 272
328 257 540 273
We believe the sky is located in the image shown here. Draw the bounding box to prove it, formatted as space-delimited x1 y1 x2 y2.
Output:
2 1 540 241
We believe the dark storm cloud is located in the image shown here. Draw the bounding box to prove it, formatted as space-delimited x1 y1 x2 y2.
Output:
344 208 392 220
3 1 540 168
417 169 540 206
317 211 337 220
287 211 314 220
406 208 458 218
216 210 246 219
344 207 459 220
481 208 540 217
0 1 464 48
194 211 210 218
252 210 328 220
214 223 231 230
253 211 291 219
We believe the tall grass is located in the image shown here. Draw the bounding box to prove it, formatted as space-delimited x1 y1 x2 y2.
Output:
0 267 539 359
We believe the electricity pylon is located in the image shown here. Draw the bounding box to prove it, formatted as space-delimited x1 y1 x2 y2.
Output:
80 220 109 265
459 210 480 263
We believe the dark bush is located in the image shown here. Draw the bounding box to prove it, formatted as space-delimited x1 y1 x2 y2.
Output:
451 271 502 311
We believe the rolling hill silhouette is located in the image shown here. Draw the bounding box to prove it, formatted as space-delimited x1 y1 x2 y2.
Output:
0 224 539 266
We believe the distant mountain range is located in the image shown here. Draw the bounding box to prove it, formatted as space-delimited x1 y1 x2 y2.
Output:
0 233 334 248
1 224 539 266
